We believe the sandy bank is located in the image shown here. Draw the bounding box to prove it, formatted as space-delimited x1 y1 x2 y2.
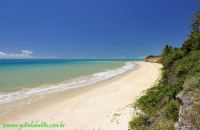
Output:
0 62 162 130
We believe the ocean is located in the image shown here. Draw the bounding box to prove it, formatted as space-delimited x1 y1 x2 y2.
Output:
0 59 140 105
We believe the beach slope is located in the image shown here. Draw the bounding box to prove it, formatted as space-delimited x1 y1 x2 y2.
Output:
1 62 162 130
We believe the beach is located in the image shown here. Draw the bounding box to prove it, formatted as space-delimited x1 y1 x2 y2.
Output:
0 61 162 130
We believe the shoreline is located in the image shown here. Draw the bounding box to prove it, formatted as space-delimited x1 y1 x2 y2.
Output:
0 61 136 105
0 62 138 117
0 61 162 130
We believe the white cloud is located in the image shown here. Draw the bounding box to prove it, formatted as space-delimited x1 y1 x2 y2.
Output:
0 50 34 58
21 50 33 56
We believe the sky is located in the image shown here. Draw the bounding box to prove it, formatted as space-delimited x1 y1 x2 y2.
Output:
0 0 199 59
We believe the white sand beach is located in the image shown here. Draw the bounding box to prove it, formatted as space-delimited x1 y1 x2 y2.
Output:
1 62 162 130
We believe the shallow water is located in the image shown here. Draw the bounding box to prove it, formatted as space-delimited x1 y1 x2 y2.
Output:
0 59 140 104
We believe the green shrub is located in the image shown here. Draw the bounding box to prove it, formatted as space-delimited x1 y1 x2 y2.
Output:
164 99 180 122
129 114 150 130
161 45 185 69
136 84 165 115
181 32 200 53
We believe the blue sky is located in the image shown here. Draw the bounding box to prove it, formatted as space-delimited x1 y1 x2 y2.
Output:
0 0 199 59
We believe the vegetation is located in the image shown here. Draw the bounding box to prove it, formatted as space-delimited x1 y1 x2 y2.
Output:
129 114 150 130
144 55 161 63
129 10 200 130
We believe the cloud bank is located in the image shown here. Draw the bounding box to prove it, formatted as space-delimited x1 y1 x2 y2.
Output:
0 50 33 58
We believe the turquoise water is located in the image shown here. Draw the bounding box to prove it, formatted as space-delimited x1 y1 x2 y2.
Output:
0 59 139 93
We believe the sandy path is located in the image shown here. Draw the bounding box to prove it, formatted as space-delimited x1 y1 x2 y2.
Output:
0 62 162 130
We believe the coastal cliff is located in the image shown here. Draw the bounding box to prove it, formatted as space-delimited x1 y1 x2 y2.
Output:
129 11 200 130
144 55 161 63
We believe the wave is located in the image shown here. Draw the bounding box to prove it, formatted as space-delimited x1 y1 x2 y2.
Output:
0 62 137 105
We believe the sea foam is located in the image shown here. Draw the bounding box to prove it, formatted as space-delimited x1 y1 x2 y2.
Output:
0 62 136 104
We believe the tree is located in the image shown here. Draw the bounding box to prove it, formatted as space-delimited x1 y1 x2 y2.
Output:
181 32 200 53
191 11 200 33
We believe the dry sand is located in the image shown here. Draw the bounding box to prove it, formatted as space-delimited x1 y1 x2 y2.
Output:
0 62 162 130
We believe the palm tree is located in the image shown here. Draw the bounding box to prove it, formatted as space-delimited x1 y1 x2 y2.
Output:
191 11 200 32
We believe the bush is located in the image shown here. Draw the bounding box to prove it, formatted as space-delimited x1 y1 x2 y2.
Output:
175 51 200 78
164 99 180 122
181 32 200 53
129 114 150 130
161 46 185 69
136 84 165 115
